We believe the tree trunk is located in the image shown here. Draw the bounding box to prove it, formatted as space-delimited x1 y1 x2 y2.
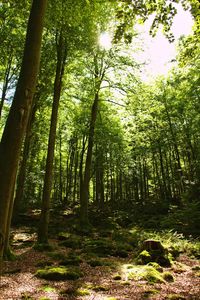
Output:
0 0 47 260
80 92 99 226
0 54 13 119
12 102 37 223
38 30 67 244
79 54 104 226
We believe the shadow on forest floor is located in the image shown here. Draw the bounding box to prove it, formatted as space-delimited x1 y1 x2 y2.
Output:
0 210 200 300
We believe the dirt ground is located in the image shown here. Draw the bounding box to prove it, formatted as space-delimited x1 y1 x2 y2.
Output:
0 228 200 300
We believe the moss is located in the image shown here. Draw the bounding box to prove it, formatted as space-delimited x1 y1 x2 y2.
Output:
3 248 16 261
192 265 200 271
59 234 82 249
127 265 165 283
114 249 129 258
137 250 151 264
195 271 200 277
142 289 159 298
46 251 66 261
87 258 105 267
40 285 56 292
21 293 33 299
137 248 171 267
83 238 115 257
121 281 131 285
33 243 54 252
113 274 122 280
75 288 90 296
58 232 71 240
103 297 118 300
4 268 21 274
36 260 53 267
60 254 82 266
35 266 83 280
92 285 110 291
163 271 175 282
166 294 186 300
147 262 163 272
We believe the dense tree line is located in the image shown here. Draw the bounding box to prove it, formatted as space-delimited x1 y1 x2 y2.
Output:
0 0 199 260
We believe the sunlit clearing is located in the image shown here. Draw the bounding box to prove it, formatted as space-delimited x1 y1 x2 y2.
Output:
99 32 112 50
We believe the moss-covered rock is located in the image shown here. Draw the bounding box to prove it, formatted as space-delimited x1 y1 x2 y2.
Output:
35 266 83 280
137 239 171 267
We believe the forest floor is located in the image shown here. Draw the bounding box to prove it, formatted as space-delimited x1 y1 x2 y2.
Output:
0 212 200 300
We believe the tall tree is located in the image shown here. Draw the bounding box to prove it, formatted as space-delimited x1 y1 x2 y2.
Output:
0 0 47 260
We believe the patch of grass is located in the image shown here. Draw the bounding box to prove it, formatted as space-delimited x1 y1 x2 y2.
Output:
35 266 83 280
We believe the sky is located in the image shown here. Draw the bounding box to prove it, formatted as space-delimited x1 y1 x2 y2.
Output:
138 5 194 80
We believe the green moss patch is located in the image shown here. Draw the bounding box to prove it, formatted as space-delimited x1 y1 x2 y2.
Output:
35 266 83 281
92 284 110 292
127 265 165 283
163 271 174 282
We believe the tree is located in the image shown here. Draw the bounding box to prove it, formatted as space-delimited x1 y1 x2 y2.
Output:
0 0 47 260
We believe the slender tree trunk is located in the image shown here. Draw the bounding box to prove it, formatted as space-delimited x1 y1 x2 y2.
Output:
38 30 67 244
0 0 47 260
12 102 37 223
80 92 99 226
0 55 13 119
79 55 104 226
